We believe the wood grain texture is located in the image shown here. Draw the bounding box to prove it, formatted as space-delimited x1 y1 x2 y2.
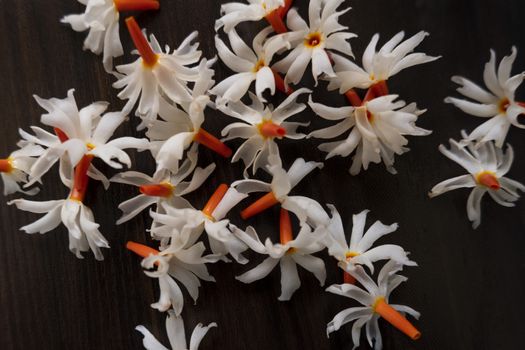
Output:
0 0 524 349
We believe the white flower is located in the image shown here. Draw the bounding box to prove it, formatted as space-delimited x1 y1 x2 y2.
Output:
218 88 310 176
9 195 109 260
212 27 290 102
62 0 159 72
113 17 203 129
215 0 287 33
326 261 421 348
429 136 524 228
0 144 43 195
309 95 431 175
111 146 215 224
273 0 356 86
327 31 439 94
26 89 149 186
136 310 216 350
128 240 217 314
232 155 325 224
445 47 525 147
149 185 249 263
324 206 416 273
234 219 326 301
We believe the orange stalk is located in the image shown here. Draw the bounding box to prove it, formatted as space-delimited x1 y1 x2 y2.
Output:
139 183 173 198
374 298 421 340
277 0 293 18
194 128 232 158
114 0 160 12
0 159 12 173
259 121 286 138
54 127 69 143
476 172 500 190
272 69 292 95
125 17 158 67
240 191 279 219
371 80 389 97
345 89 362 107
69 155 94 202
343 271 356 284
126 241 159 258
265 10 288 34
279 208 293 245
202 184 229 219
362 87 376 103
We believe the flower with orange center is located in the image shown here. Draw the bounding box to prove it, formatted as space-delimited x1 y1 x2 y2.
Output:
136 311 216 350
430 136 524 228
273 0 356 87
218 89 310 176
445 47 525 147
113 17 205 129
111 146 215 225
212 27 291 102
61 0 159 72
0 144 42 196
234 211 326 301
327 31 439 95
326 261 421 348
309 95 431 175
323 206 416 282
149 185 250 263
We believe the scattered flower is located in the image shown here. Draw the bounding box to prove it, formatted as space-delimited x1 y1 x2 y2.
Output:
429 136 524 228
0 144 43 195
445 47 525 147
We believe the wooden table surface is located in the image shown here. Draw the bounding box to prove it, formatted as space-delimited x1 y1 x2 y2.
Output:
1 0 524 349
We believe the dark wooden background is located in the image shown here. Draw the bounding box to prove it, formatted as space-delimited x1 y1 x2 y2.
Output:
1 0 524 349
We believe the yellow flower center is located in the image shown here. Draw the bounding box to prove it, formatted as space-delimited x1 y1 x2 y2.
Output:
372 296 386 312
475 171 500 190
499 98 510 114
304 32 323 48
345 251 360 260
252 59 266 73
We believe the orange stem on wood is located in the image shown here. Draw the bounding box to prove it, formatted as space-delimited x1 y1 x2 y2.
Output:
126 241 160 258
374 298 421 340
139 183 173 198
125 16 158 67
240 191 279 220
345 89 362 107
194 128 232 158
69 155 94 202
202 184 229 219
114 0 159 12
279 208 293 245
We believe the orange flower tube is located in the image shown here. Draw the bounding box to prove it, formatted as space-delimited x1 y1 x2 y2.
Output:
125 17 158 67
240 191 279 219
194 128 232 158
277 0 293 18
272 69 292 95
265 10 288 34
202 184 229 219
374 298 421 340
69 155 94 202
54 127 69 143
139 183 173 197
345 89 362 107
259 121 286 138
126 241 160 258
114 0 160 12
279 208 293 244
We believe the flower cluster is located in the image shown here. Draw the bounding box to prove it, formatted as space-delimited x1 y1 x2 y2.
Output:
0 0 459 349
430 49 525 228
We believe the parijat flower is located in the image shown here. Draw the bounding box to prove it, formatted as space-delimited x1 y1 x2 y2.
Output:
62 0 159 72
445 47 525 147
111 146 215 224
326 261 421 349
0 144 42 196
149 184 250 263
327 31 439 99
218 88 311 176
429 136 524 228
136 310 216 350
232 155 324 222
212 27 290 102
309 95 431 175
235 209 326 300
9 163 109 260
324 206 415 284
127 240 218 314
113 17 204 129
215 0 292 34
25 89 149 186
272 0 356 87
